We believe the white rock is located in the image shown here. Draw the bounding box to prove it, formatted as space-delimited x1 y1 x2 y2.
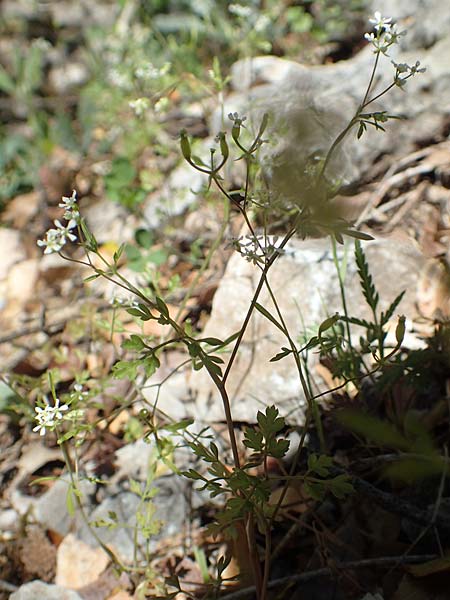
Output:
56 534 109 589
10 581 82 600
213 23 450 202
0 229 26 281
145 235 425 424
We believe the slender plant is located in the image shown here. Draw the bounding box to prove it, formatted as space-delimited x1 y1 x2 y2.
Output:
30 10 425 599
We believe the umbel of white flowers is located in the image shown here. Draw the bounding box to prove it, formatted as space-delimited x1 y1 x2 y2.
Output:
33 397 69 436
37 190 79 254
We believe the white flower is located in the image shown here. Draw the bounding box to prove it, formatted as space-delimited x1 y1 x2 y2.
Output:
37 219 77 254
385 22 406 44
364 32 391 54
33 397 69 436
255 14 270 33
410 60 426 74
369 11 392 32
55 219 77 242
135 64 160 80
37 228 64 254
392 59 426 87
392 61 409 73
129 97 150 117
73 383 88 402
108 68 132 90
229 4 253 18
58 190 79 220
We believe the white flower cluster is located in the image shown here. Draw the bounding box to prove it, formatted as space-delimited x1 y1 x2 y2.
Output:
135 62 170 81
108 68 133 91
37 190 79 254
392 59 426 87
229 3 253 19
33 397 69 436
364 11 406 54
230 235 284 265
129 97 150 117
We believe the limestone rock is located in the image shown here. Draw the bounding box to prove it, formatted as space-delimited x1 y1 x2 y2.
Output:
56 534 109 589
145 235 425 424
369 0 450 49
10 581 82 600
211 2 450 203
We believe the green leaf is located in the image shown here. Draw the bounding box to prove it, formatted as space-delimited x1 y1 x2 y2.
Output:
182 469 205 481
304 481 325 501
80 218 98 251
144 353 160 377
254 303 286 334
112 359 140 380
200 337 224 346
135 228 153 249
270 347 292 362
243 428 264 452
318 313 340 336
122 334 146 351
381 290 405 325
0 65 15 94
342 229 374 241
336 409 410 451
328 474 353 499
155 296 169 318
164 418 194 433
355 240 379 311
113 243 125 263
301 336 320 352
255 112 269 139
307 453 332 476
257 405 285 437
130 479 142 496
267 437 290 459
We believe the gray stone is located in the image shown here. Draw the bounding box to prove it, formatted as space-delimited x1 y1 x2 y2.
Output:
211 4 450 204
369 0 450 50
144 235 425 424
0 229 26 281
11 474 95 538
79 475 189 563
48 62 89 95
143 161 207 228
10 581 82 600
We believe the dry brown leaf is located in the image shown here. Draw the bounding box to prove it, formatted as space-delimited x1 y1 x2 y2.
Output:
406 557 450 577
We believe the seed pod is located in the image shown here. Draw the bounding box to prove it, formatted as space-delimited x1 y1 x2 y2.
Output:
180 129 191 161
395 315 406 345
217 131 229 160
231 122 241 142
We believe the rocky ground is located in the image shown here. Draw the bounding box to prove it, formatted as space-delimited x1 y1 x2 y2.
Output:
1 1 450 599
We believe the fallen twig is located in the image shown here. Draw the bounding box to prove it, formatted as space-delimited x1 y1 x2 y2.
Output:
217 554 438 600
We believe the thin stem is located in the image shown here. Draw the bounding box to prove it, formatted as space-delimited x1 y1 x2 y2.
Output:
59 436 127 571
174 195 230 323
361 51 380 107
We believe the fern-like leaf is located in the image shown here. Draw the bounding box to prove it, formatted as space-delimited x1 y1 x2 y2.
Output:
354 240 379 311
381 290 405 326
